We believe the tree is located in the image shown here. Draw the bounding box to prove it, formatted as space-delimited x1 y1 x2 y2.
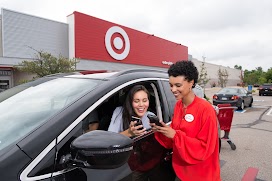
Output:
265 68 272 83
217 68 229 88
15 50 78 78
234 65 242 70
243 67 267 85
256 66 263 73
198 59 210 91
258 77 267 85
243 69 254 85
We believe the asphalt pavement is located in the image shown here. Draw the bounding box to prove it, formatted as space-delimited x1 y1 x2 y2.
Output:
204 87 272 181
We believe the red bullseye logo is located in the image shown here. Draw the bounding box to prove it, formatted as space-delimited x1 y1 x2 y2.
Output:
105 26 130 60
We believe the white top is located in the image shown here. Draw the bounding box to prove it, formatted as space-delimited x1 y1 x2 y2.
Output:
108 106 155 133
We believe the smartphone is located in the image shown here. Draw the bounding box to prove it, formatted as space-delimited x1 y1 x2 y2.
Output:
131 116 144 130
147 114 162 127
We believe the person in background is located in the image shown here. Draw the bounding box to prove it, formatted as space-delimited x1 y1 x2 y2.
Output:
108 84 154 137
151 60 221 181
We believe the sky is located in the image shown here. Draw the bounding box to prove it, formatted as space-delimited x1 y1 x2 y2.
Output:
1 0 271 71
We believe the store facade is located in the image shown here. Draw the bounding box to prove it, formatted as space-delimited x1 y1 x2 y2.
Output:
0 9 188 91
0 8 241 90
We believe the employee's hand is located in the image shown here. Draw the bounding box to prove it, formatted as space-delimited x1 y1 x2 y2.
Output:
150 121 176 139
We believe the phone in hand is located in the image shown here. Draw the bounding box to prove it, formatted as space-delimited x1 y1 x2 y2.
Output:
147 114 162 127
131 116 144 130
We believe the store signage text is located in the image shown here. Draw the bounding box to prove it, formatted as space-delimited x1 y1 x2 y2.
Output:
0 70 12 76
162 61 174 66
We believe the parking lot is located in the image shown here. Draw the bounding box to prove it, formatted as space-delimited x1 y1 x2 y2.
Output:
205 87 272 181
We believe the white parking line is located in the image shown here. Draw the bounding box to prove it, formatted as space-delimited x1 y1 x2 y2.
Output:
266 108 272 116
252 105 270 108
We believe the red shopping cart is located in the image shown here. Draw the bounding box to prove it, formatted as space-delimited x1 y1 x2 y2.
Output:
217 104 237 150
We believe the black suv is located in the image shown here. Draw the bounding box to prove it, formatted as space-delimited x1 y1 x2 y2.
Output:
0 69 178 181
258 83 272 96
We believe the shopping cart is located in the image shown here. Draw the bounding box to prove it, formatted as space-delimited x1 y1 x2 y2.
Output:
217 104 237 150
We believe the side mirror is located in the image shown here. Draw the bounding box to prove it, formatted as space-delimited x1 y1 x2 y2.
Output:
69 130 133 169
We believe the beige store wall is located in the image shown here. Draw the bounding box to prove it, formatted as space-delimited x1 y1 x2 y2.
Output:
192 59 241 88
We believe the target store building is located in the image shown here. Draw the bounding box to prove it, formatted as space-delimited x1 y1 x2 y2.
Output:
0 9 188 91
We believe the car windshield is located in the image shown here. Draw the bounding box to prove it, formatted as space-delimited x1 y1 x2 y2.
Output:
218 88 239 94
0 77 101 151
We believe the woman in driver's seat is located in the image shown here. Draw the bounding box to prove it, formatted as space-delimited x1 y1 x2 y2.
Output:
108 85 155 137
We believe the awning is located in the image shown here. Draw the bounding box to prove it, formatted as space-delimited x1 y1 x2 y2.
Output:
0 66 13 69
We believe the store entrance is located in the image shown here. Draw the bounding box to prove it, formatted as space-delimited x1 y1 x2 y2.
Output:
0 79 10 92
0 69 12 92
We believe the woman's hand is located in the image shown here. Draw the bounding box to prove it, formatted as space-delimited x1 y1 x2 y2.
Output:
150 121 176 139
128 121 147 137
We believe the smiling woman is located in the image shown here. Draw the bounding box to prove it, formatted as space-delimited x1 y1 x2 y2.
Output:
153 60 221 181
107 84 155 137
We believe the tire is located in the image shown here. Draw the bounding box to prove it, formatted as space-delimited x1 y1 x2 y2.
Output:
249 98 253 107
238 101 244 110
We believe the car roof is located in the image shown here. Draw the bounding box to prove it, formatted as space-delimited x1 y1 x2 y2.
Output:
66 72 119 79
44 68 169 80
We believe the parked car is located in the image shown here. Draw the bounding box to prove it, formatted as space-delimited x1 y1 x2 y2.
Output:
258 83 272 96
212 87 253 110
0 69 178 181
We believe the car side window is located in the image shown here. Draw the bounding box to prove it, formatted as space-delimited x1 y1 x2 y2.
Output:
244 89 249 94
106 82 159 132
82 109 99 133
240 89 246 94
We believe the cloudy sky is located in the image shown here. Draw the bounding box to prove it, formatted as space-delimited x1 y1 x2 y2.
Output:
1 0 271 71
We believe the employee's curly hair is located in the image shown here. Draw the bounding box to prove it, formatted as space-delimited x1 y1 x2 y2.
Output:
167 60 199 88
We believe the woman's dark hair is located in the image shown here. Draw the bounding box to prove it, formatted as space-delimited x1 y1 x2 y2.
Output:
122 85 150 130
167 60 199 87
